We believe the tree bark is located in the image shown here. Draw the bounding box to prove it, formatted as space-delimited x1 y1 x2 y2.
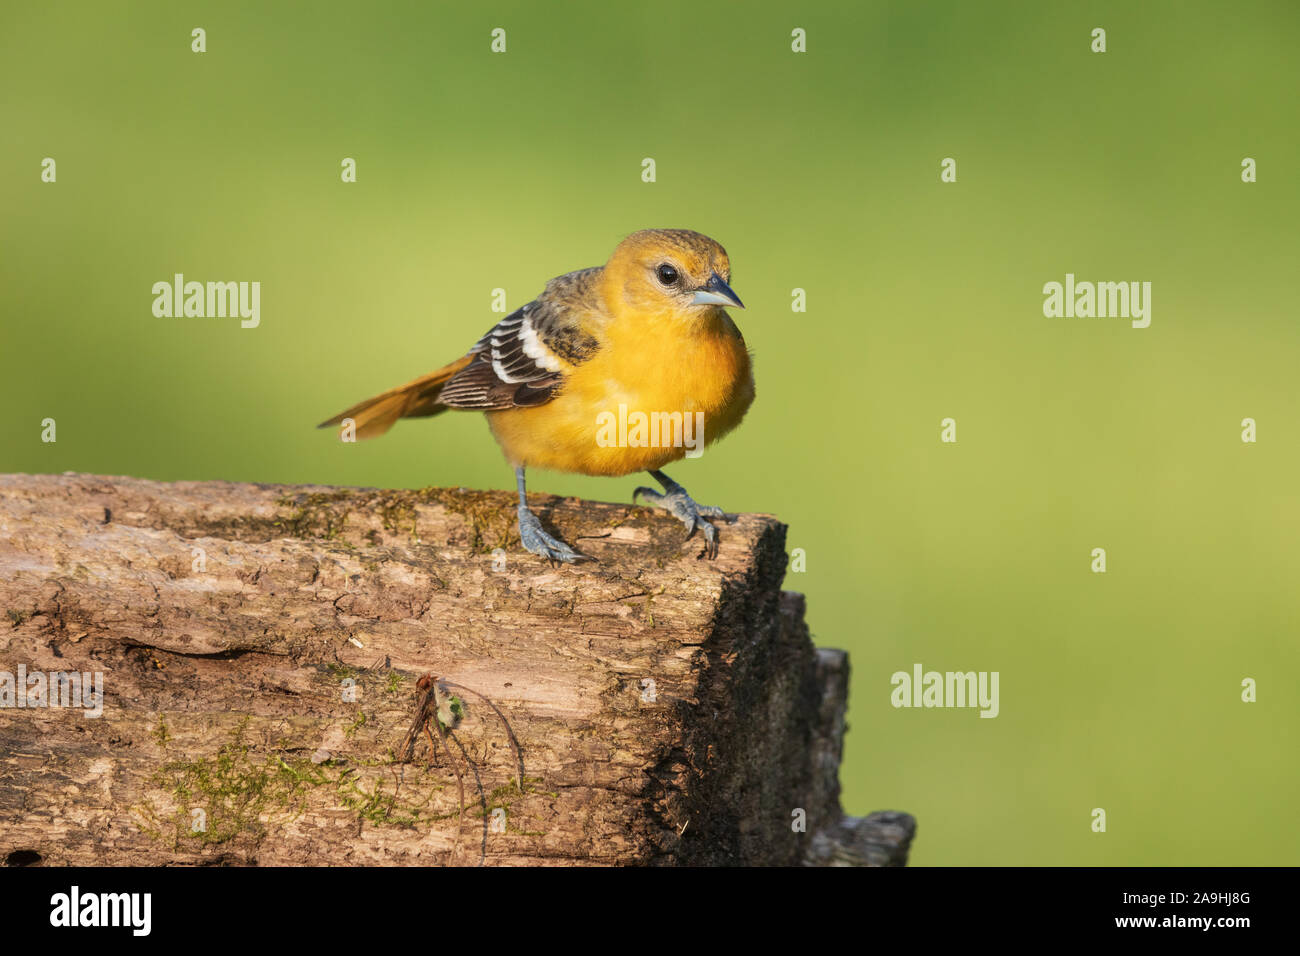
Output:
0 472 915 866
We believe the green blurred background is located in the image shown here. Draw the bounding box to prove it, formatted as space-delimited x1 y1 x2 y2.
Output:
3 1 1297 865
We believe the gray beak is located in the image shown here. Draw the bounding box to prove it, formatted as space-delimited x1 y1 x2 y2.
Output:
692 273 745 309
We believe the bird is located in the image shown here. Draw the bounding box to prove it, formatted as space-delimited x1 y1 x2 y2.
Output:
319 228 755 563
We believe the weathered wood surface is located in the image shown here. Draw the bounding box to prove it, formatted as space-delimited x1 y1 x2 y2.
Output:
0 472 915 866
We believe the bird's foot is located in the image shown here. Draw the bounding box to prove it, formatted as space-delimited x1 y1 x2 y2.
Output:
517 506 588 564
632 483 729 559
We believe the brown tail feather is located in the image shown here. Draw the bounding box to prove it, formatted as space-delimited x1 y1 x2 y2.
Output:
317 354 475 439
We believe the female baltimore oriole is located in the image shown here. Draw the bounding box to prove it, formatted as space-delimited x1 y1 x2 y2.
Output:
320 229 754 562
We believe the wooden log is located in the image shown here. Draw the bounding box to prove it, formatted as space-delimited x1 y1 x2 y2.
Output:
0 473 914 866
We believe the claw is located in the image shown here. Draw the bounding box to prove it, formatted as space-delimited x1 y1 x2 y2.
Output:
633 481 728 560
517 507 589 564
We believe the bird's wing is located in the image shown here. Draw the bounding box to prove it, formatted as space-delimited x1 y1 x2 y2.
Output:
437 268 602 410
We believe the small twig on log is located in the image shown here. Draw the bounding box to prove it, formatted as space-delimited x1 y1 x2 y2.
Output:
411 675 467 862
445 731 490 864
439 680 524 790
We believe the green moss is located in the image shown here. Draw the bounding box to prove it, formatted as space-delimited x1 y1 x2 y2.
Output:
6 609 29 627
465 776 556 835
326 662 355 681
335 768 426 828
641 586 668 628
152 716 171 748
436 694 465 731
135 717 438 848
141 718 327 847
273 491 353 540
417 488 515 555
376 497 418 538
484 775 556 806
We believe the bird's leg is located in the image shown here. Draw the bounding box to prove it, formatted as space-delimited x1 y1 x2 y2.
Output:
515 466 585 564
633 470 729 559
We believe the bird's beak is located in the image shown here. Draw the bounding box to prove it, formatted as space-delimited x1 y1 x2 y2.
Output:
692 273 745 309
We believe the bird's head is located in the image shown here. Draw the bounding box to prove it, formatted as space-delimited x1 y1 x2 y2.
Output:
602 229 744 320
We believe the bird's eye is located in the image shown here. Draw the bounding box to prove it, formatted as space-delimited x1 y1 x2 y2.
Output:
655 263 679 286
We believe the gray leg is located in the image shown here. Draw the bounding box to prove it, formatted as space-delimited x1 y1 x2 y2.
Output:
515 466 585 564
633 470 729 559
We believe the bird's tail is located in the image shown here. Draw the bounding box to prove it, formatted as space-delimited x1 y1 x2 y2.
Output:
317 354 475 439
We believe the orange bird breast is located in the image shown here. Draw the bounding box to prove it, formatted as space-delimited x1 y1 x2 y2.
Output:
486 310 754 477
